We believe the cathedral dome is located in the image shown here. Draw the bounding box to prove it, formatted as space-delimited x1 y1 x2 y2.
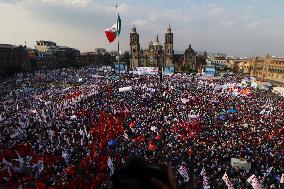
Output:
153 41 161 46
153 34 161 46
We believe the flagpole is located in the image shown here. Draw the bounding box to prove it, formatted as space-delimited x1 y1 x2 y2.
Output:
118 38 120 81
116 4 121 82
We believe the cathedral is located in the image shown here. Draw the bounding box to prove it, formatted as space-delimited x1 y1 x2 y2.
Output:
130 25 174 69
129 25 207 72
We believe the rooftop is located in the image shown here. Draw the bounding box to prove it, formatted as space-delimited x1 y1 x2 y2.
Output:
0 44 16 48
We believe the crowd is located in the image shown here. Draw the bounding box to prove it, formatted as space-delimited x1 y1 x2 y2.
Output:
0 66 283 189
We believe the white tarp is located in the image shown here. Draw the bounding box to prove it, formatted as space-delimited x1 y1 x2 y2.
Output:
119 86 132 93
231 158 251 170
252 81 272 90
272 87 284 97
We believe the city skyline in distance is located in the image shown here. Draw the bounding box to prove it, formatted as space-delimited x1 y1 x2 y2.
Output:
1 0 284 57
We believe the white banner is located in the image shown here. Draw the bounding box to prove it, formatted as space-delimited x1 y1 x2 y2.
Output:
135 67 159 75
247 174 264 189
222 172 234 189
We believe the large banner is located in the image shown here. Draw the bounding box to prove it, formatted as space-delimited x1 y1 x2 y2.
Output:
114 63 127 73
163 66 175 76
134 67 159 75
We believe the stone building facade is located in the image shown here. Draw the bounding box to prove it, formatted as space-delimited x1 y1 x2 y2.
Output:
130 26 140 69
250 54 284 83
130 26 206 72
0 44 31 79
80 52 97 65
35 40 80 69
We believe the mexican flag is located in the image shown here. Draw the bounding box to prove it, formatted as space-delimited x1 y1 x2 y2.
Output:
105 14 121 43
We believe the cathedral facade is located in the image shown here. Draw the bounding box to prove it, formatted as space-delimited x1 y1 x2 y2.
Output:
130 25 174 69
129 25 207 72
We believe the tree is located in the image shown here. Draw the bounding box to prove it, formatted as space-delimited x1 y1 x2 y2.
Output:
120 51 130 67
94 51 115 66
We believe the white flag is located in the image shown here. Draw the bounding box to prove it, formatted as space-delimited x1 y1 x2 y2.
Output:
200 167 205 176
280 174 284 184
178 165 189 182
62 150 69 164
33 160 44 177
247 174 265 189
15 151 24 170
264 166 273 177
3 158 19 175
222 172 234 189
261 166 273 184
121 158 125 164
3 158 12 176
108 156 114 176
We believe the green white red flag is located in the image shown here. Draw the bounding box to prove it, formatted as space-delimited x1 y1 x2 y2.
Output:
105 14 121 43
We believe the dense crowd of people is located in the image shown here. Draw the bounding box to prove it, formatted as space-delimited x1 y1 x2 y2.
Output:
0 66 283 189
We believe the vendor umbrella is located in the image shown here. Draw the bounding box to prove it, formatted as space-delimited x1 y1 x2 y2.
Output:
219 115 227 121
129 122 135 128
108 139 117 146
227 108 238 113
148 144 158 151
136 122 142 127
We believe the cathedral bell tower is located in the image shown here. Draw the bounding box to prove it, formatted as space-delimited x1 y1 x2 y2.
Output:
130 26 140 69
164 25 174 67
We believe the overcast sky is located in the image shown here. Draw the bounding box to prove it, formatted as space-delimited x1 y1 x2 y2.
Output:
0 0 284 57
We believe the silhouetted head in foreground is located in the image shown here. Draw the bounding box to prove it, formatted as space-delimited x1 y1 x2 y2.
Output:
111 158 177 189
